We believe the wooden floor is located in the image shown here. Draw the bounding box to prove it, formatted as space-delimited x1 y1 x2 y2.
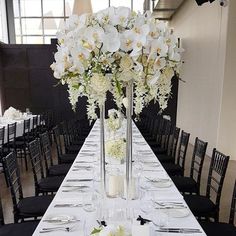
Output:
0 143 235 224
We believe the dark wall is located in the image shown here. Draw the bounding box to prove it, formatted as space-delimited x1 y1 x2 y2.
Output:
0 41 178 124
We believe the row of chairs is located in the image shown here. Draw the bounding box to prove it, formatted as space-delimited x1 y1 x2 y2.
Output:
0 118 91 235
137 115 235 235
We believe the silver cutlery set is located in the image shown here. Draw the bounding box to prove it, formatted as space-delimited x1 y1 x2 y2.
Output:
156 227 202 234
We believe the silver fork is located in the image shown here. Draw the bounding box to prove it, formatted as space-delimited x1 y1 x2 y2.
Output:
40 225 76 233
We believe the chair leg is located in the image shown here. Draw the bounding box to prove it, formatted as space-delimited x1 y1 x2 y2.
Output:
23 147 28 171
3 169 9 187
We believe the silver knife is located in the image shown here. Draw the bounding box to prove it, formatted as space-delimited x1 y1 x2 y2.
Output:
66 179 93 182
54 203 82 208
155 206 187 209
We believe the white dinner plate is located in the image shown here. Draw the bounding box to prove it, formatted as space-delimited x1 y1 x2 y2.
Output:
43 214 77 224
165 208 190 218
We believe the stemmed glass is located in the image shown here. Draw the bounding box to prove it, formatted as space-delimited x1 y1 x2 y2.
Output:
83 193 100 212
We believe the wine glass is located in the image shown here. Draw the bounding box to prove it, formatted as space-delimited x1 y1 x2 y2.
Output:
139 190 154 216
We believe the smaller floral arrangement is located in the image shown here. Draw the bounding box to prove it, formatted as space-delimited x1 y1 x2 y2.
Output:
106 109 123 132
91 225 130 236
105 138 126 160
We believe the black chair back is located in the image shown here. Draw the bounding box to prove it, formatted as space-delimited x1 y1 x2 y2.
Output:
2 152 23 214
23 119 31 141
229 180 236 225
156 117 165 146
40 132 53 176
161 119 172 150
52 126 63 162
60 121 70 148
32 116 38 130
7 123 16 150
0 127 5 157
28 139 44 194
168 126 180 158
176 130 190 170
190 137 208 191
206 148 229 208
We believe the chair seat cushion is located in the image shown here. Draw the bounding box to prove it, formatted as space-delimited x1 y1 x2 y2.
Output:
184 195 217 217
72 140 84 146
60 153 76 164
144 136 156 142
8 140 25 148
18 195 54 217
48 164 71 176
152 146 167 155
157 154 174 163
0 221 39 236
39 176 64 192
148 141 160 147
200 222 236 236
171 176 198 193
162 163 183 176
66 145 81 154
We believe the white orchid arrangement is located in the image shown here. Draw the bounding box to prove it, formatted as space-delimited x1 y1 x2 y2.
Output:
51 7 183 120
105 138 126 160
106 109 123 132
91 225 130 236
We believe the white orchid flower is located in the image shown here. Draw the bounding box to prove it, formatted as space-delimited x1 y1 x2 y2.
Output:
130 35 147 56
154 57 166 70
150 37 168 58
102 26 120 52
120 30 136 52
65 15 79 31
147 70 161 86
111 6 131 27
148 23 160 40
96 7 115 25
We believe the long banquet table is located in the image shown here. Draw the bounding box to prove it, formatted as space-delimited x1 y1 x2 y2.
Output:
33 120 206 235
0 115 38 143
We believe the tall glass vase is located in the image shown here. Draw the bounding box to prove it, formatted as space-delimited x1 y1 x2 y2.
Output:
100 104 106 197
125 81 133 200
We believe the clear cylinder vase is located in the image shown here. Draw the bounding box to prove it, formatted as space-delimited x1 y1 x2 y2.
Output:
125 81 133 200
100 104 106 197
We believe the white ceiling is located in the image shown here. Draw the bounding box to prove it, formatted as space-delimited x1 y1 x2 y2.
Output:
152 0 186 20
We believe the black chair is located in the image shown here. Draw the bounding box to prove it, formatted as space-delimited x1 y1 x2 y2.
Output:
2 152 54 222
60 121 81 154
40 132 71 176
0 192 39 236
28 139 64 195
157 126 180 163
184 148 229 222
152 119 172 155
5 123 17 153
53 126 77 164
68 119 87 144
144 117 161 142
162 130 190 176
172 137 208 194
0 126 10 186
200 180 236 235
147 117 166 148
15 119 35 170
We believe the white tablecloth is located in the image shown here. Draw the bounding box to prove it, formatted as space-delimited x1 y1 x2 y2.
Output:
33 120 206 236
0 115 38 143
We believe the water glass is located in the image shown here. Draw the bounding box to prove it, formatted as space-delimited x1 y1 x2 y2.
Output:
83 193 98 212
